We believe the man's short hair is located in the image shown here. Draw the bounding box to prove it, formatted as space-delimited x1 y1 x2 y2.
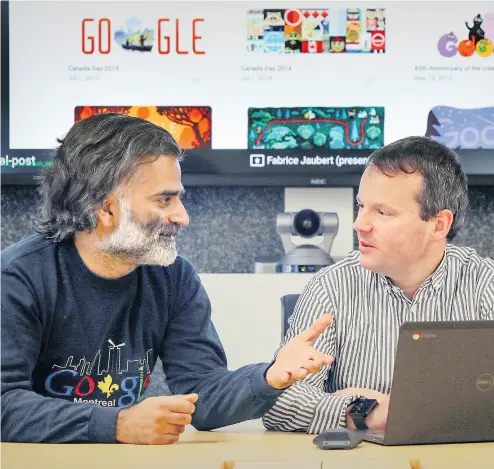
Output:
367 136 468 240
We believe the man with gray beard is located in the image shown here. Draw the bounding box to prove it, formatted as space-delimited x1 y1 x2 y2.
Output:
1 114 333 444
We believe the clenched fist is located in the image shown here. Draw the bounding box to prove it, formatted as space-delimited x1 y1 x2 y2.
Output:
266 314 334 389
115 394 198 445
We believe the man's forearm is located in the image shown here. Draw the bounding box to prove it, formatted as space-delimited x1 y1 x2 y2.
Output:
168 363 282 431
1 388 120 442
262 379 360 434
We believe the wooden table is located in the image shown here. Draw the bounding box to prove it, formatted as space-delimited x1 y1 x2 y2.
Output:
2 426 493 469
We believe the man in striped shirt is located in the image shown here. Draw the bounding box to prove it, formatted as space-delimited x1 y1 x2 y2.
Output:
263 136 494 434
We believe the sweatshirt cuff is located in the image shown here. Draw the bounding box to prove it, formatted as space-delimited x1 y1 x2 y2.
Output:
249 362 284 399
88 405 121 443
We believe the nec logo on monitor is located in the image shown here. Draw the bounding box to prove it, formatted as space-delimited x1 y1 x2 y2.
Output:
250 154 265 167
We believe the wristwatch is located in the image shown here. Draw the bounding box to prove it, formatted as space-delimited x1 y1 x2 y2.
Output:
348 398 379 430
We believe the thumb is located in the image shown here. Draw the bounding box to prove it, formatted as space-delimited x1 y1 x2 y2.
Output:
183 393 199 403
267 367 292 389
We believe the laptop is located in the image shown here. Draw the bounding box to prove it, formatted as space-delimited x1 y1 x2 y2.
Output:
359 320 494 446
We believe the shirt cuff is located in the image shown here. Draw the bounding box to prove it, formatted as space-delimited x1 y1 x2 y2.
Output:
249 362 285 399
88 405 121 443
308 394 360 434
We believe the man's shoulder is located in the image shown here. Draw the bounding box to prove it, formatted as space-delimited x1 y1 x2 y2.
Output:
141 256 205 309
307 250 370 293
314 250 366 282
1 233 55 273
446 244 494 277
296 251 370 311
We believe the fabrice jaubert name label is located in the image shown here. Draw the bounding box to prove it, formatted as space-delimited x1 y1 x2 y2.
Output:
249 153 368 168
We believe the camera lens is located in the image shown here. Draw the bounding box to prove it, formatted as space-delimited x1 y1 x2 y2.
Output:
293 209 320 238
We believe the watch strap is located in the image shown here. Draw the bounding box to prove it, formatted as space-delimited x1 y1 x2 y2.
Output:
348 397 378 430
350 412 369 430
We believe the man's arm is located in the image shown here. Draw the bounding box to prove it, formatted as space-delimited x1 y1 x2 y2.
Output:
480 266 494 320
160 267 284 431
1 269 120 443
262 279 360 434
336 389 390 430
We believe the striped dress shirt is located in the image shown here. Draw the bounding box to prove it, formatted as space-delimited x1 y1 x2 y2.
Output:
262 245 494 434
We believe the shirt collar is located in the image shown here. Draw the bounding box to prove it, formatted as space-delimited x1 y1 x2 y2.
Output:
419 248 448 292
378 246 449 295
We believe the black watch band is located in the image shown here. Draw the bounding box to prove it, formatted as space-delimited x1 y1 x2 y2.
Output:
349 398 378 430
350 412 369 430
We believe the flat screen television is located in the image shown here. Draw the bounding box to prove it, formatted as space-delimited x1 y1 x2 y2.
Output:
2 1 494 186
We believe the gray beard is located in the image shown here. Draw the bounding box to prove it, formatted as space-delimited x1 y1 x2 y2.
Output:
95 202 179 267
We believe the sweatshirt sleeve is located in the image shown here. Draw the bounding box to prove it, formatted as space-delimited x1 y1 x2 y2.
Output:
1 268 120 443
262 277 359 433
160 264 283 431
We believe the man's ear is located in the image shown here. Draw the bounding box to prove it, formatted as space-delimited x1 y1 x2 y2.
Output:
96 195 117 228
430 209 454 242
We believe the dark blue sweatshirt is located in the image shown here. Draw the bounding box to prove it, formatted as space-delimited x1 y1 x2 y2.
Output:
1 234 282 442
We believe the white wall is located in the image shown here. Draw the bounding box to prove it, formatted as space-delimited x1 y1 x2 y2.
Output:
199 273 316 370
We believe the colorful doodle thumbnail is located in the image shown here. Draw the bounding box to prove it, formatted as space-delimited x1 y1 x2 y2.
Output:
248 107 385 150
113 18 155 52
75 106 212 149
247 8 385 54
425 106 494 149
437 13 494 57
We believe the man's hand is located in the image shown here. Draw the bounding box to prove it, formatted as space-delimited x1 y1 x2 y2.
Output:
115 394 198 445
266 314 334 390
335 388 390 431
364 395 390 431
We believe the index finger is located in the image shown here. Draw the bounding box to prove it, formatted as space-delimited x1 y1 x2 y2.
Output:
298 314 333 343
161 396 196 414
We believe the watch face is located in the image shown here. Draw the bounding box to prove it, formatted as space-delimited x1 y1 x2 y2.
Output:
351 398 378 415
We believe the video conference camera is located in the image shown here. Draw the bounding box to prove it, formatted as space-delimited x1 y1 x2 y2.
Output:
275 209 339 273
